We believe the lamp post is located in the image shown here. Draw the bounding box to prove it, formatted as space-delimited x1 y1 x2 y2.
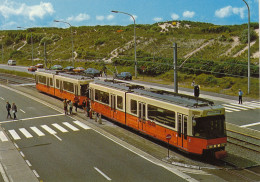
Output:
242 0 250 94
54 20 74 67
17 27 33 65
111 10 137 78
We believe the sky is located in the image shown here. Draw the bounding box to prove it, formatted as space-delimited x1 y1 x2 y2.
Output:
0 0 259 30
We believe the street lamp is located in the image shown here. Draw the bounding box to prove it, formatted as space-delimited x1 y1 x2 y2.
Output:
54 20 74 67
111 10 137 78
17 26 33 65
242 0 250 94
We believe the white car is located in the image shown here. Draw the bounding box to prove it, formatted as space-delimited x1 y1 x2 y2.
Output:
7 60 16 66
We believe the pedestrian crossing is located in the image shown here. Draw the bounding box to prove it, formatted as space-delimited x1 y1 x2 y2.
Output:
0 120 91 142
222 101 260 113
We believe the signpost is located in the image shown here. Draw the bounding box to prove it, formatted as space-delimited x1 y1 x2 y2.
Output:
166 134 172 158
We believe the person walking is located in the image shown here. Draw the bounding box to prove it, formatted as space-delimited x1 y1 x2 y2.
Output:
86 99 90 117
82 99 86 111
238 89 243 104
6 101 12 119
11 103 17 120
68 100 73 115
63 99 68 115
74 96 79 112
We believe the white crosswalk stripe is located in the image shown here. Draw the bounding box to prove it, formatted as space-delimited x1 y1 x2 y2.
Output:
41 125 57 135
0 131 8 142
63 122 79 131
223 101 259 113
1 121 91 142
73 121 91 130
52 123 68 133
19 128 33 138
9 130 21 140
30 127 45 136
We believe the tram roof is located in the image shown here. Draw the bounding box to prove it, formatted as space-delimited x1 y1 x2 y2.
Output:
36 69 93 81
132 89 213 108
94 80 130 91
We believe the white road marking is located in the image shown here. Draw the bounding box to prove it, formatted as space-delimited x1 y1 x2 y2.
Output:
41 125 56 135
20 151 25 157
9 130 21 140
0 131 8 142
32 170 40 178
14 143 19 149
224 109 233 113
229 103 256 109
0 113 64 124
245 103 260 108
63 122 79 131
94 167 111 181
73 121 91 130
19 128 33 138
0 97 4 100
52 123 68 133
0 161 9 182
19 109 26 113
26 160 32 167
30 127 45 136
241 122 260 128
222 104 248 110
223 107 240 111
53 134 62 141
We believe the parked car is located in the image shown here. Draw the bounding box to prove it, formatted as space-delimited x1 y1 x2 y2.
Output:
50 65 63 70
73 67 85 73
84 68 101 77
115 72 132 80
7 60 16 66
28 66 37 72
64 66 75 72
35 63 44 68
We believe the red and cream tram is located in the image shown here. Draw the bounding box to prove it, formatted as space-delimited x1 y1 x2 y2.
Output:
35 70 93 105
89 80 227 159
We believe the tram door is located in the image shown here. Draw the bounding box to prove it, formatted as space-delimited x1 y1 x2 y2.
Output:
110 94 116 120
74 85 78 96
138 102 146 131
177 113 188 149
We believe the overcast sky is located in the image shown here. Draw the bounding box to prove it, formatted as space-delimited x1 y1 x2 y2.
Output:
0 0 259 30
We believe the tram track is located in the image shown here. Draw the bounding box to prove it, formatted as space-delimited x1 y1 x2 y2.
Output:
0 73 34 85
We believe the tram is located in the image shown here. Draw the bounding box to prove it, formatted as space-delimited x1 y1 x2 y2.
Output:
89 80 227 159
35 70 93 105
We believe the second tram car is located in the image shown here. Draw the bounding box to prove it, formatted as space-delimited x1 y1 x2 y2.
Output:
89 80 227 158
35 70 93 105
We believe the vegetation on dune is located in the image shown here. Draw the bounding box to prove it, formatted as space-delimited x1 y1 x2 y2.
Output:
0 21 259 98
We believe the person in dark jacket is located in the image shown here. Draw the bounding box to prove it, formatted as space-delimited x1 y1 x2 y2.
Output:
11 103 17 120
6 101 12 119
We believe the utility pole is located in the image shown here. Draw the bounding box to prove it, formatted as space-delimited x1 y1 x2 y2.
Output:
173 43 178 93
44 42 47 68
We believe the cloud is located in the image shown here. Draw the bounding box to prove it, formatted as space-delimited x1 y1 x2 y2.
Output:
183 11 195 18
106 14 114 20
0 1 54 21
96 15 104 21
171 13 179 20
153 17 163 22
215 6 246 19
67 13 90 22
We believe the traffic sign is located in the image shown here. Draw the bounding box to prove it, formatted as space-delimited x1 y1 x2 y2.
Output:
166 134 171 141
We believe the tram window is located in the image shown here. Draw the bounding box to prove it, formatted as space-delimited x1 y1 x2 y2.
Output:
148 104 175 128
117 96 123 109
130 99 137 114
63 81 74 93
95 89 109 104
56 79 60 88
38 75 46 85
80 84 88 96
49 78 53 86
193 115 226 139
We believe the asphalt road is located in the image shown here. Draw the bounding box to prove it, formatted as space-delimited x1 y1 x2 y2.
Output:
0 85 190 181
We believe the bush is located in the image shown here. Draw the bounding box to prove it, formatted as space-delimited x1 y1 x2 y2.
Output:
239 29 258 44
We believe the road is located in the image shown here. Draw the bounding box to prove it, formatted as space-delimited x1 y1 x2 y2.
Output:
0 84 190 181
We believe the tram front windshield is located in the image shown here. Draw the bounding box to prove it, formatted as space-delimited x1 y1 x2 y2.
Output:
193 115 226 139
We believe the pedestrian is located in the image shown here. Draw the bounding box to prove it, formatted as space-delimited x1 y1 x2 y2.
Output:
191 80 195 87
68 100 73 115
238 89 243 104
74 96 79 112
63 99 68 115
82 99 86 111
86 99 90 117
11 103 17 120
6 101 12 119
